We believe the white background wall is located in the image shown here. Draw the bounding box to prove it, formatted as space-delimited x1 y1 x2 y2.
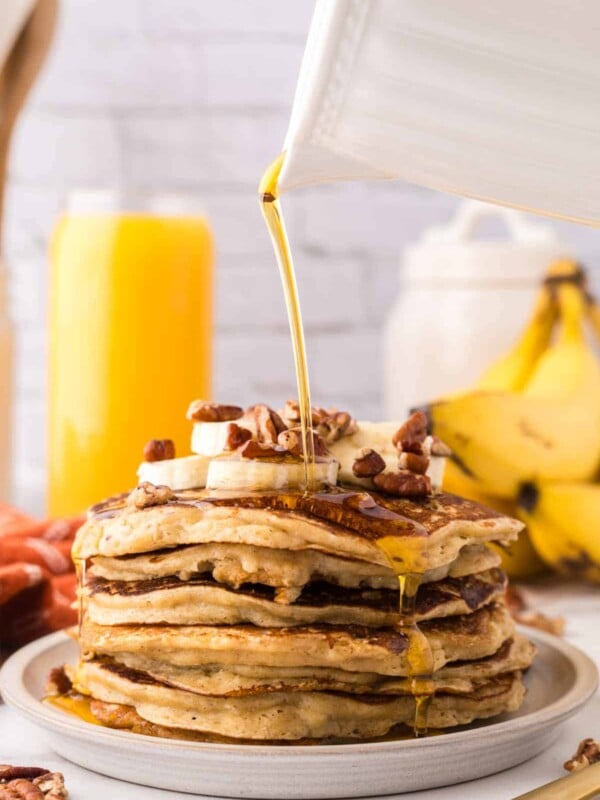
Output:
5 0 600 512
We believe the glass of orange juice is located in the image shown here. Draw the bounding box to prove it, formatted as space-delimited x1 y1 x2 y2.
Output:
48 192 213 516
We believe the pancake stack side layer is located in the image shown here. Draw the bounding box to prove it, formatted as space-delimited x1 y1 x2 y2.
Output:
52 404 536 742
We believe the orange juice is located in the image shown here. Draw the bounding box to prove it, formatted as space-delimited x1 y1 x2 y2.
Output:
48 211 213 515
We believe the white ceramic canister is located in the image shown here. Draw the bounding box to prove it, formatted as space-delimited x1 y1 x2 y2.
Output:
383 200 569 418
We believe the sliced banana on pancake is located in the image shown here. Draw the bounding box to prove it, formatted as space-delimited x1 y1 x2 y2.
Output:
206 454 338 491
137 454 210 491
191 420 252 457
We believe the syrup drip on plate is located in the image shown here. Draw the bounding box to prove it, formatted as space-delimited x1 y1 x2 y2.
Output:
259 153 435 736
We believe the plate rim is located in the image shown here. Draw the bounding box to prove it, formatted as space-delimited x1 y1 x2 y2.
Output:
1 626 597 757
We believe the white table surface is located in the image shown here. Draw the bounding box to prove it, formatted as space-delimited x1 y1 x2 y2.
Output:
2 580 599 800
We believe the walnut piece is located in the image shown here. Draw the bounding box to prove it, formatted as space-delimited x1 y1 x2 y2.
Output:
239 440 286 459
243 404 287 444
277 428 328 457
373 470 432 497
392 411 428 454
143 438 175 462
127 482 174 509
398 451 430 475
316 411 358 444
223 423 252 450
187 400 243 423
352 448 386 478
564 738 600 772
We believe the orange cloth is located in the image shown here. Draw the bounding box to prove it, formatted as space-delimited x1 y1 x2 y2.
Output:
0 505 83 649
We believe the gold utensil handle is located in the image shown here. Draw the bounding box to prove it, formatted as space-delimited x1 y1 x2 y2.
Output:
513 761 600 800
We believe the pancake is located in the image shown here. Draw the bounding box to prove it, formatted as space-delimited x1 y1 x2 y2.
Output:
88 541 501 590
88 634 535 697
83 568 507 627
74 488 522 574
80 603 515 677
73 659 525 740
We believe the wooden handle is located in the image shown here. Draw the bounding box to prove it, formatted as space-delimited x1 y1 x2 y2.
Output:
512 762 600 800
0 0 58 252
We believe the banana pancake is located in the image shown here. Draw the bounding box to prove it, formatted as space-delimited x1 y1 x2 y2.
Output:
83 567 507 627
74 487 521 576
72 659 526 740
80 634 534 697
80 603 514 676
88 541 501 590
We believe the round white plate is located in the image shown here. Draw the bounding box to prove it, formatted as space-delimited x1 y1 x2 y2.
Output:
1 629 597 798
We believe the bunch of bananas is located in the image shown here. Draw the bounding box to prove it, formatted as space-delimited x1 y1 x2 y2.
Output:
432 260 600 581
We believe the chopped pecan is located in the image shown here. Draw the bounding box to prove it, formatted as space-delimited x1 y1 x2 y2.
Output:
186 400 243 423
46 667 72 696
398 451 430 475
243 404 287 444
373 470 432 497
0 769 49 785
0 779 45 799
32 773 67 800
392 411 429 454
223 423 252 450
564 738 600 772
352 448 386 478
281 400 328 426
316 411 357 444
143 438 175 462
127 482 174 509
239 440 286 459
277 428 328 457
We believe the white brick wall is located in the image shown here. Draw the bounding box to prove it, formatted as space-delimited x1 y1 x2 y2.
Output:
4 0 600 512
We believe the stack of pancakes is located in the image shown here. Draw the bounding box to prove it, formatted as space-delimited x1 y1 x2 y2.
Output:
68 486 535 742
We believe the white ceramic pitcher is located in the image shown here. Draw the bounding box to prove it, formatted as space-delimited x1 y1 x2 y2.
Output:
280 0 600 225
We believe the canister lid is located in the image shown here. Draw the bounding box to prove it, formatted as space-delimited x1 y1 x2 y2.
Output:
403 200 569 286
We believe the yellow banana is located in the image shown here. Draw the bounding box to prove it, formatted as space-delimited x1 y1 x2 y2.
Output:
442 460 545 578
474 285 555 392
518 483 600 583
429 283 600 497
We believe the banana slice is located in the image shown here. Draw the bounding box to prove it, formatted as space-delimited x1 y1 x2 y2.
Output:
206 455 339 491
137 454 210 491
191 421 252 456
328 422 447 490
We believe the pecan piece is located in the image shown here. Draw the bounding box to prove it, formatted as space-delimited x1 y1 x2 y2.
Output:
32 773 67 800
143 438 175 462
316 411 357 444
223 423 252 450
127 482 174 509
373 470 432 497
352 448 386 478
398 451 430 475
281 400 328 426
392 411 429 454
186 400 243 422
243 404 287 444
239 440 286 459
0 769 49 784
277 428 328 457
46 667 72 696
564 738 600 772
0 779 44 799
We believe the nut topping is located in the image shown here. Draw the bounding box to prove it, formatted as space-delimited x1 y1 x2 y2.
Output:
316 411 358 444
352 448 386 478
243 404 287 444
143 438 175 462
187 400 243 423
373 470 432 497
398 451 430 475
0 768 66 800
31 773 67 800
239 440 286 459
127 482 174 509
564 738 600 772
0 769 49 784
392 411 429 454
223 423 252 450
281 400 328 426
277 428 328 457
